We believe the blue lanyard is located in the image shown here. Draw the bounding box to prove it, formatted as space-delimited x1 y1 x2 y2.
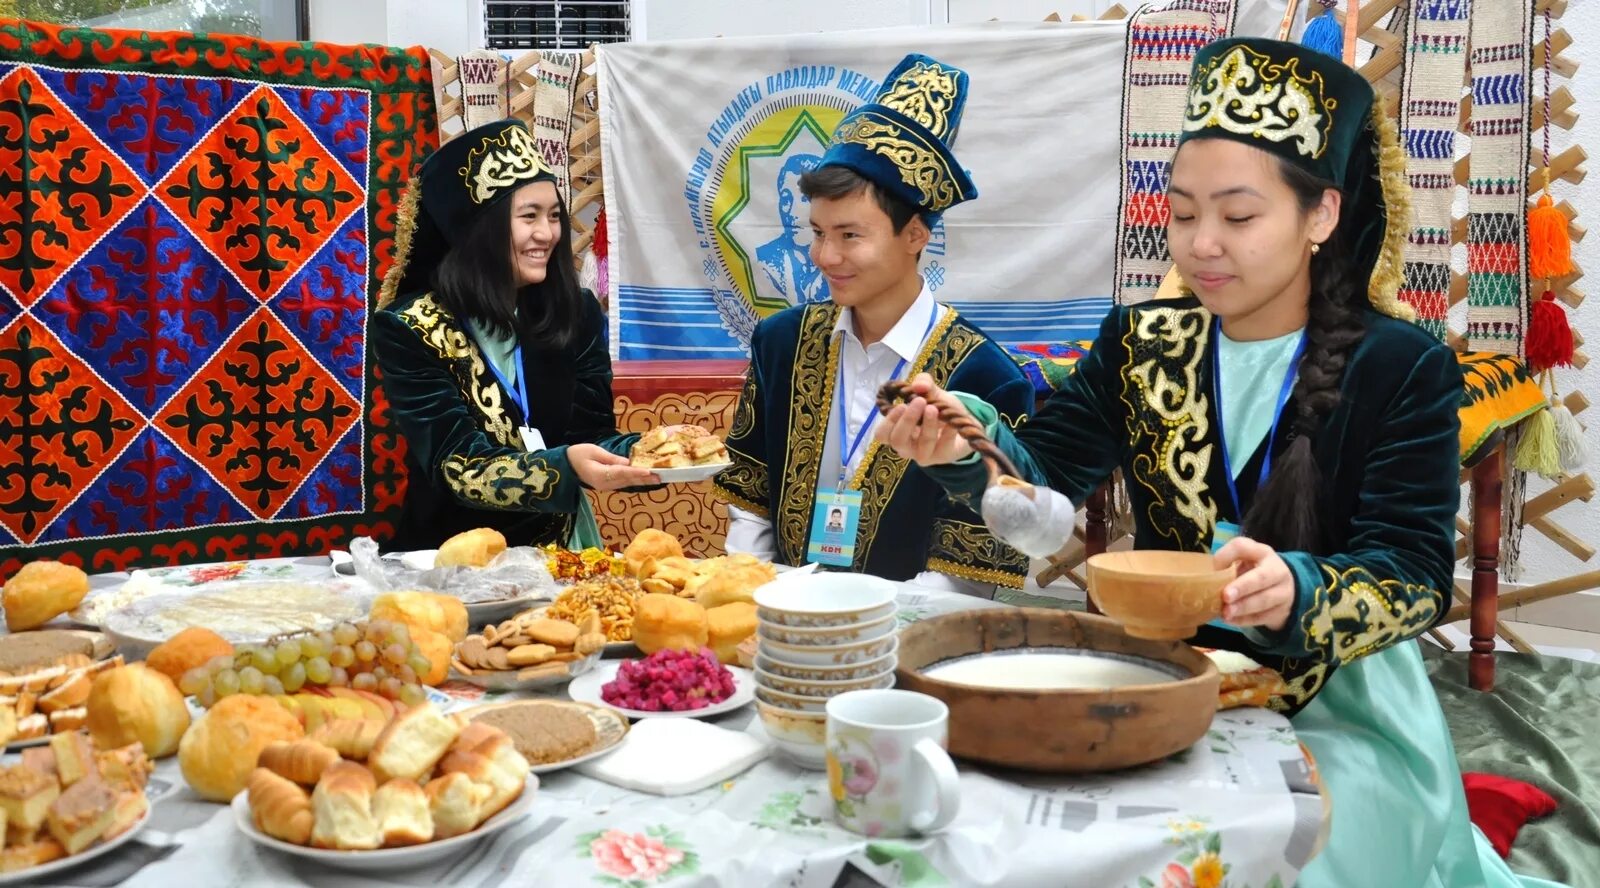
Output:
835 303 940 486
1211 318 1307 519
481 344 531 425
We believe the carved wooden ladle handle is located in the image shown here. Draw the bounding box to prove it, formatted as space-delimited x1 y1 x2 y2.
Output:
875 380 1025 481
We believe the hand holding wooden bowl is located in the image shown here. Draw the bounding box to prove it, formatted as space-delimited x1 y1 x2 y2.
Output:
1085 551 1236 640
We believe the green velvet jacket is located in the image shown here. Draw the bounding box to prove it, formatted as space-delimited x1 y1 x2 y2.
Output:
927 296 1463 714
714 302 1035 588
371 290 635 550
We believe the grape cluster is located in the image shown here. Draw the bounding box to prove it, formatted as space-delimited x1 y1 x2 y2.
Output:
178 620 431 708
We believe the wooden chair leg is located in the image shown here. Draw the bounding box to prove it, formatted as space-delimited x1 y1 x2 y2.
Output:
1084 484 1108 615
1469 448 1503 691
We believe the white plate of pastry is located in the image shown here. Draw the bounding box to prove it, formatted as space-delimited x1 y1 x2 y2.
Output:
232 781 534 871
0 804 151 885
629 426 732 484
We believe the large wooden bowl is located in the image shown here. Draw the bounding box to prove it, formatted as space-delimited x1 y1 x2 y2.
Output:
895 609 1219 773
1086 550 1234 640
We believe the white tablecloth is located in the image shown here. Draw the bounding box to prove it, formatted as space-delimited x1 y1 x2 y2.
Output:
30 559 1324 888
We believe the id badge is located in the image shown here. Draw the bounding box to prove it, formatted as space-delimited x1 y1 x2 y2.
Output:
519 425 546 453
806 489 862 567
1208 520 1243 631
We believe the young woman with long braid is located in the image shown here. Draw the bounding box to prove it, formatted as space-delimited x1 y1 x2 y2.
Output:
875 39 1565 887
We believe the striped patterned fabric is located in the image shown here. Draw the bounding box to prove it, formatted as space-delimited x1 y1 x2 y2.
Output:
1464 0 1532 355
1113 0 1237 306
1398 0 1471 341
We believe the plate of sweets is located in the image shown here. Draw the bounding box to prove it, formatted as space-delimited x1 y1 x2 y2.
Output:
567 648 755 720
232 703 536 871
449 609 607 691
628 426 731 483
0 732 154 883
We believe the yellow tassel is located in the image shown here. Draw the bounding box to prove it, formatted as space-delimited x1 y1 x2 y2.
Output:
378 175 423 310
1513 408 1562 478
1528 194 1574 280
1366 107 1415 323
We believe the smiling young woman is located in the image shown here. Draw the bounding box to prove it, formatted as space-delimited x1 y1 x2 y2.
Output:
371 119 660 552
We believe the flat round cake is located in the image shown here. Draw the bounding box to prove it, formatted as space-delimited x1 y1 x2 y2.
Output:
469 701 599 766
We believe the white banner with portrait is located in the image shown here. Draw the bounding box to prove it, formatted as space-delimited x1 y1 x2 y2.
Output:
597 11 1280 360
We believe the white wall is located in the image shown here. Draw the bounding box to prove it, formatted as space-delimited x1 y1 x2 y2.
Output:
308 0 478 57
636 0 932 41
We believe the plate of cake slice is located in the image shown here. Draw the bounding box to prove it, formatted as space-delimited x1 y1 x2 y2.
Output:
628 426 731 483
461 700 628 774
0 732 154 882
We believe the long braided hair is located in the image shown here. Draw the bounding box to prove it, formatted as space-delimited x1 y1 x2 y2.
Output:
1239 159 1369 554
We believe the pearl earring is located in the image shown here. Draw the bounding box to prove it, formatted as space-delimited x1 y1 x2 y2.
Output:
1310 243 1321 255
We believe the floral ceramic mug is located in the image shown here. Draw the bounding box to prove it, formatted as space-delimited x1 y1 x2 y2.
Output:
824 689 961 838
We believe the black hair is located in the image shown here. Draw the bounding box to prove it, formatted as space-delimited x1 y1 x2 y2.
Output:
431 184 584 352
1239 158 1368 554
798 165 921 235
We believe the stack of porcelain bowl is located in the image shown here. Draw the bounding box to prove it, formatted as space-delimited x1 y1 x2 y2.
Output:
752 573 899 768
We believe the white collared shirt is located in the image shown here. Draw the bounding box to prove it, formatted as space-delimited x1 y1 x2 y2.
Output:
726 282 992 598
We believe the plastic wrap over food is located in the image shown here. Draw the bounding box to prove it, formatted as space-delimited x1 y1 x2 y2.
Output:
980 481 1077 560
349 537 560 604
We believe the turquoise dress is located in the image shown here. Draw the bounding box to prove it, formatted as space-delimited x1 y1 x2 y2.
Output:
926 298 1565 887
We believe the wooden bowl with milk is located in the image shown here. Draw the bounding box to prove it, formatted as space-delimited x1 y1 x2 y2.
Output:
895 609 1219 773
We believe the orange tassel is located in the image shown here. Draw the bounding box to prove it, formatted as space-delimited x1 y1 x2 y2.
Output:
1526 290 1574 372
1528 194 1574 280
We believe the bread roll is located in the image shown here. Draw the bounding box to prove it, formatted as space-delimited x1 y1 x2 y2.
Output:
257 739 340 787
179 695 304 802
706 602 758 665
434 528 506 569
309 718 384 760
372 778 433 847
369 703 460 783
85 664 190 759
623 529 683 578
425 771 488 839
145 628 233 685
1 561 88 632
248 767 313 845
310 761 380 850
632 593 708 655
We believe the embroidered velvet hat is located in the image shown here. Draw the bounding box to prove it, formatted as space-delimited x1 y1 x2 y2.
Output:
1177 38 1413 321
817 53 977 223
380 118 557 307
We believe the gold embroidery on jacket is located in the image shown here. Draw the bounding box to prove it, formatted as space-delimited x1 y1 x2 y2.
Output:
1120 306 1216 549
396 294 518 448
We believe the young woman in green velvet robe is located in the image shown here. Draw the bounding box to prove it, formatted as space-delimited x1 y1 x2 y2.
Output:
876 38 1563 888
372 120 658 551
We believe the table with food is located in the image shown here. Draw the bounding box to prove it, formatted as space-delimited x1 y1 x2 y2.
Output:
0 523 1324 888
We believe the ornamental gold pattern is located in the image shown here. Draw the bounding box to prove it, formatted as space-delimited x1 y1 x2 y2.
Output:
927 521 1028 589
1183 44 1334 160
461 123 551 204
1299 564 1442 664
397 294 519 447
442 453 561 506
774 305 843 563
833 112 960 212
877 60 961 140
1120 306 1217 550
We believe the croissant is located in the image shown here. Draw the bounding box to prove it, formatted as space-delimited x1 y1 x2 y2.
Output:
310 760 381 850
308 719 384 760
248 767 313 846
258 739 340 787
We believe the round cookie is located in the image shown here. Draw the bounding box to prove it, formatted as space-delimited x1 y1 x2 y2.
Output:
523 618 579 648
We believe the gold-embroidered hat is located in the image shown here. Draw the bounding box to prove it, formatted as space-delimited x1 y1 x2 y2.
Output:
817 53 977 222
379 119 555 307
1179 38 1412 321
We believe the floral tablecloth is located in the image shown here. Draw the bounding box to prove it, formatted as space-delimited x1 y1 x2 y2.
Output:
28 560 1325 888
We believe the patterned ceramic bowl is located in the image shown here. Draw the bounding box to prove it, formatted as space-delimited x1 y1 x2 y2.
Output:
755 685 828 713
754 650 897 683
753 573 898 628
754 665 895 699
756 612 897 647
759 635 898 669
756 701 826 770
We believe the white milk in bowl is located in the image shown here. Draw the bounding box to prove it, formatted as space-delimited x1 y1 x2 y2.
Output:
922 648 1184 690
